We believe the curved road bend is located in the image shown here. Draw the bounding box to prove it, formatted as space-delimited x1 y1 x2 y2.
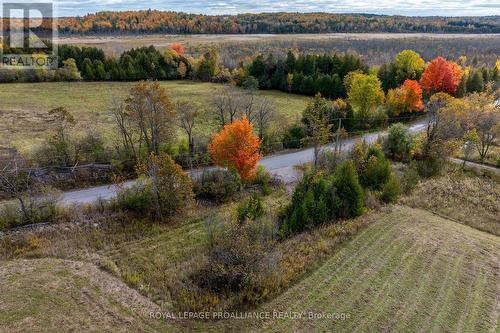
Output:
62 121 428 205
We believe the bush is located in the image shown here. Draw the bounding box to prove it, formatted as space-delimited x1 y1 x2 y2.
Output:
137 153 194 219
114 182 152 216
401 164 420 194
193 169 241 203
191 213 278 308
332 161 365 219
416 153 445 178
353 144 391 191
383 123 413 161
359 154 392 190
0 194 59 230
282 125 307 149
380 176 401 203
251 165 272 195
237 194 265 223
281 172 331 233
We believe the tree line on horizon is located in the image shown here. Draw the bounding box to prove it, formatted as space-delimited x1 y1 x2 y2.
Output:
55 11 500 34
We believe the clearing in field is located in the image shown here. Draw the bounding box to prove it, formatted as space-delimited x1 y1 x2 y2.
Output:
1 206 499 332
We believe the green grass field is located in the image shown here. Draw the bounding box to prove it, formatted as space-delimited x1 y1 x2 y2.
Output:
1 205 499 332
0 81 309 151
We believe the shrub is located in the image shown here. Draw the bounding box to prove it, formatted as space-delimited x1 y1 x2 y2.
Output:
282 125 307 149
359 154 392 190
115 182 152 216
136 153 194 220
416 152 445 178
281 172 331 234
252 165 273 195
332 161 364 219
193 169 241 203
0 193 59 230
237 194 265 223
380 176 401 203
191 214 278 307
354 145 391 191
401 164 420 194
242 75 259 90
383 123 413 161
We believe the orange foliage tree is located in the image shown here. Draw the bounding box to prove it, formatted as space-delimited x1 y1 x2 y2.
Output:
419 57 461 95
387 79 423 115
401 79 423 112
208 115 261 180
171 42 185 56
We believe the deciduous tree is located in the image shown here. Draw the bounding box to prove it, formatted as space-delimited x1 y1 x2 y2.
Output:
393 50 425 84
170 42 185 56
125 81 176 155
137 153 194 220
419 57 461 95
387 79 423 115
208 115 261 180
346 73 385 125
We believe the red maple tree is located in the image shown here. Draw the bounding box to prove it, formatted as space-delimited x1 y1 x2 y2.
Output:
419 57 461 95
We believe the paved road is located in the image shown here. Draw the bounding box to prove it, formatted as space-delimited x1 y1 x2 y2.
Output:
61 121 427 205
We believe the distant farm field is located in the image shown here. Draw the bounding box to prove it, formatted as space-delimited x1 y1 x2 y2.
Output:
0 81 309 151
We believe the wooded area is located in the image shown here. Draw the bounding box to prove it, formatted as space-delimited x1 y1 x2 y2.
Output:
55 11 500 34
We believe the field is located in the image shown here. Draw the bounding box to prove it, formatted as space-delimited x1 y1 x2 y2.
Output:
236 206 500 332
1 205 499 332
57 33 500 66
0 81 309 151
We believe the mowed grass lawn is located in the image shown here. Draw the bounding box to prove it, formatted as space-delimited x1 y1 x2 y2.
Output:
1 206 499 332
234 206 500 332
0 80 309 150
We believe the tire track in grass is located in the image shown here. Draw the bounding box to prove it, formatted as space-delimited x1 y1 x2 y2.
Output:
294 218 403 310
271 216 396 309
330 240 424 332
462 265 499 333
429 256 473 332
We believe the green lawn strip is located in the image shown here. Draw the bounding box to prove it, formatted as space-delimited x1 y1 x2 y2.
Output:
403 253 466 332
379 240 456 332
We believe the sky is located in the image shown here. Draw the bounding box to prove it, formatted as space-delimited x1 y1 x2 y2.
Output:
52 0 500 17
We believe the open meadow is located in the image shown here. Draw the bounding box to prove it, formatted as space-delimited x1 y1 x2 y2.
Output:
0 81 309 151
